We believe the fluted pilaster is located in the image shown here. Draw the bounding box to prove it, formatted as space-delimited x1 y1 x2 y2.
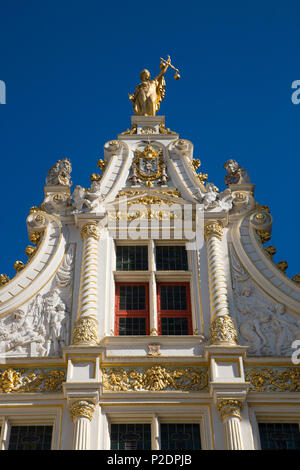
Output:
204 221 238 345
72 222 101 345
70 400 95 450
217 399 244 450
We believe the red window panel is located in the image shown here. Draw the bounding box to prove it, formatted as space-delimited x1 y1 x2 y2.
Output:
157 282 192 335
115 283 149 335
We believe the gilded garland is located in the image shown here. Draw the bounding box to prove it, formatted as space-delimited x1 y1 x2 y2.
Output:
102 366 208 392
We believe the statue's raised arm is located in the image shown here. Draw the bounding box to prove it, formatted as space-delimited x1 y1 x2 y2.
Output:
129 56 180 116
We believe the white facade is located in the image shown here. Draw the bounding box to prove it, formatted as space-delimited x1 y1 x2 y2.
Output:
0 115 299 450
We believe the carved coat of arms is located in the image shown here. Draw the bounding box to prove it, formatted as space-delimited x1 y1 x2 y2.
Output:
130 145 168 186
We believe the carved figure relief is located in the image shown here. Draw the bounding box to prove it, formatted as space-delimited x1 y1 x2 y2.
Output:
0 244 75 358
230 245 300 356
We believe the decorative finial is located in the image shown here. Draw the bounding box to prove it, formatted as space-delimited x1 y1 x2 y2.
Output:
128 56 181 116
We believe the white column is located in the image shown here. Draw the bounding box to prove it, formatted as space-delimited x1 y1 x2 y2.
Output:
204 221 238 345
217 399 244 450
72 222 101 345
70 400 95 450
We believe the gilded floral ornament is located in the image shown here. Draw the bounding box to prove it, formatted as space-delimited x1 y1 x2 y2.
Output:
72 316 99 345
210 314 238 345
0 368 66 393
217 399 243 421
102 366 208 392
70 400 95 421
245 367 300 392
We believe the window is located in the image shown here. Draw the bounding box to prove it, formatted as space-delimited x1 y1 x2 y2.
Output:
115 283 149 335
156 246 188 271
110 424 151 450
116 245 148 271
160 423 201 450
157 283 192 335
259 423 300 450
8 425 53 450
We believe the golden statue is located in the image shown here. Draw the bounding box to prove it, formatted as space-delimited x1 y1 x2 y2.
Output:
129 56 180 116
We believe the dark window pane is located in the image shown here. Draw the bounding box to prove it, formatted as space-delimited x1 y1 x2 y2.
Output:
161 423 201 450
116 246 148 271
8 426 53 450
119 286 146 310
119 317 146 335
259 423 300 450
156 246 188 271
160 286 187 310
161 317 189 335
111 424 151 450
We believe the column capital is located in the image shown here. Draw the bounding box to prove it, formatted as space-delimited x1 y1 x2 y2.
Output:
70 400 96 422
217 399 243 421
80 222 101 241
204 221 223 241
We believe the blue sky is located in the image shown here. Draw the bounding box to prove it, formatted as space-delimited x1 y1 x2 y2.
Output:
0 0 299 279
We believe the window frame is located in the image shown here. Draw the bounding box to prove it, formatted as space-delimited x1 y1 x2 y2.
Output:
156 282 192 335
114 282 150 336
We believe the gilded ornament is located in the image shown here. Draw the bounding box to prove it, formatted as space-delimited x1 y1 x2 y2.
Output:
256 230 271 244
70 400 95 421
0 274 10 286
264 245 276 259
97 158 107 172
72 316 99 345
129 56 180 116
210 314 238 345
159 122 176 135
80 223 101 241
217 399 243 421
204 222 223 241
191 159 201 172
0 368 66 393
120 125 137 135
90 173 101 182
133 145 164 182
277 261 288 273
14 260 25 272
102 366 208 392
29 231 42 245
25 245 37 259
197 173 208 185
292 274 300 284
245 367 300 392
